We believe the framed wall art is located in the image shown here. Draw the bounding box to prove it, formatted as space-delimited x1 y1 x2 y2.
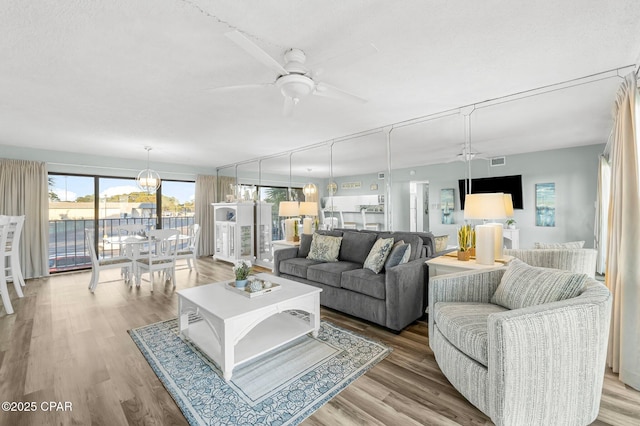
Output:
441 188 455 224
535 183 555 227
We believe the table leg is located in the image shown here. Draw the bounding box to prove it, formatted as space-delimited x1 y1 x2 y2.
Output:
178 298 189 337
310 293 320 338
221 325 234 381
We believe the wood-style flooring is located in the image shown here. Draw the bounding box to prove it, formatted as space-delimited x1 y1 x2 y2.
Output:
0 258 638 426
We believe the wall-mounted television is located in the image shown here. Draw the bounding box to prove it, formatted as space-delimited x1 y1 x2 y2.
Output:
458 175 523 209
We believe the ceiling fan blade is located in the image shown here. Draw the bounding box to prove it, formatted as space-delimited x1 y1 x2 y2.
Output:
309 43 378 78
206 83 274 92
282 97 295 117
225 31 289 76
314 82 368 104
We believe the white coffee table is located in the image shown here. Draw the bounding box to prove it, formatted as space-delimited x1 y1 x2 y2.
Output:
177 273 322 381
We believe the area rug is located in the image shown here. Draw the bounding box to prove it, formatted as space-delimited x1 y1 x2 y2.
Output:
129 311 391 425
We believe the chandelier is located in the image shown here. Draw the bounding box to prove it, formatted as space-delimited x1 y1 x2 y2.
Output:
302 168 317 199
136 146 161 194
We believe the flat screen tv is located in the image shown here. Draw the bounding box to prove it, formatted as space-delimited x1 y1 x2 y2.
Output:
458 175 523 209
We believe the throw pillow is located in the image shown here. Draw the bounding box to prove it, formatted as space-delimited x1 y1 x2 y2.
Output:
307 234 342 262
534 241 585 249
298 233 313 258
434 235 449 253
363 237 395 274
491 258 587 310
384 242 411 270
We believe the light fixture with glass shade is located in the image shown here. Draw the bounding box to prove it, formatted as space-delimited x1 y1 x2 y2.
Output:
302 168 317 199
136 146 161 194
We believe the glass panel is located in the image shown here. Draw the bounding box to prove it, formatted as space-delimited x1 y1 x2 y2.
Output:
48 174 95 272
292 145 330 232
330 134 387 230
160 180 196 251
260 154 297 243
98 177 156 259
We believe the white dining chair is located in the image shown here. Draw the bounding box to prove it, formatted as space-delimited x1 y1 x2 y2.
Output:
1 215 26 289
361 210 380 231
176 224 201 273
0 221 23 314
134 229 180 292
85 229 134 293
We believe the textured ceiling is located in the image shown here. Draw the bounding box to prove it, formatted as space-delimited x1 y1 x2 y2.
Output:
1 1 639 176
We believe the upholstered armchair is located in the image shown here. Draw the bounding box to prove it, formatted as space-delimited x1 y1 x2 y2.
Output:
504 248 597 278
428 262 612 425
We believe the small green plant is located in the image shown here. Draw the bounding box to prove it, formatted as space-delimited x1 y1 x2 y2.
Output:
233 260 252 280
506 219 516 226
458 224 472 251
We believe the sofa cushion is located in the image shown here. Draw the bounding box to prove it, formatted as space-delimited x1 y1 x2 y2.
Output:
491 258 588 310
534 241 585 249
434 302 509 366
341 268 386 299
339 231 378 264
298 233 313 258
307 233 343 262
363 237 395 273
379 232 423 260
307 261 361 287
384 242 411 270
279 258 323 279
316 230 343 237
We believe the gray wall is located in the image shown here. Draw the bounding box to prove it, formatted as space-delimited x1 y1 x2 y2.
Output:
391 144 604 248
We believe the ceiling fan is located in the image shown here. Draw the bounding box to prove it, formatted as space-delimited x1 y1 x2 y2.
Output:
212 30 376 116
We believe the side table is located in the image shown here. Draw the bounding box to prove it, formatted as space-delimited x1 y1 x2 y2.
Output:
426 254 510 278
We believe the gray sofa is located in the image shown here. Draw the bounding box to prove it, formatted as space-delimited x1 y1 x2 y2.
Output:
273 229 442 331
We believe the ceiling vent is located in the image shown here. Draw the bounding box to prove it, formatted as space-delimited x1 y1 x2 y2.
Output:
490 156 506 167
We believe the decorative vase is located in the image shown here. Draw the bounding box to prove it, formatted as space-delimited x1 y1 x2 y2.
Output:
235 279 248 289
469 247 476 257
293 235 300 242
249 281 263 292
457 250 470 261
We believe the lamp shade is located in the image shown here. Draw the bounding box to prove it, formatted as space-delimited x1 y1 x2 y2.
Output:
299 201 318 216
278 201 299 217
463 193 507 220
503 193 514 217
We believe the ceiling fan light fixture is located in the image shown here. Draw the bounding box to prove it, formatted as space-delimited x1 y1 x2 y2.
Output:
276 74 315 101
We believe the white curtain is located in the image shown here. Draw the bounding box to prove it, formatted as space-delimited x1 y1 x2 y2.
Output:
595 155 610 274
604 73 640 391
0 158 50 278
195 175 217 256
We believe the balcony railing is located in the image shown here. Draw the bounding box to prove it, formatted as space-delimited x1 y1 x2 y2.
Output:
48 216 196 273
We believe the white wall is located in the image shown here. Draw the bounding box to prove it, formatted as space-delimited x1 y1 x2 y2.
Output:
390 144 604 248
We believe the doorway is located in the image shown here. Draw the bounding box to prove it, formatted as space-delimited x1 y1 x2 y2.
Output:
409 180 429 232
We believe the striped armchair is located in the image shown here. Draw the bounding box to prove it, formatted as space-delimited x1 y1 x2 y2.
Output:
428 266 612 425
504 248 597 278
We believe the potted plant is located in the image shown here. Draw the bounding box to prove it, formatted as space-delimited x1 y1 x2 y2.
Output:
457 224 472 261
505 219 517 229
233 259 252 289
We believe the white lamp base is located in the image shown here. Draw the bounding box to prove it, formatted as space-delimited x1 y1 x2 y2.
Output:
475 224 496 265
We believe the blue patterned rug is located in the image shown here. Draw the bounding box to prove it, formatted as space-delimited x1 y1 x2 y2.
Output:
129 312 391 425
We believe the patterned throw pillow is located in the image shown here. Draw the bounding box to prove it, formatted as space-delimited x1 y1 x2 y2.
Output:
384 242 411 270
307 234 342 262
363 238 395 274
491 258 587 310
534 241 585 249
434 235 449 253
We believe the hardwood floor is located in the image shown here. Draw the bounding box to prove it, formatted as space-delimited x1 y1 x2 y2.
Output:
0 257 638 426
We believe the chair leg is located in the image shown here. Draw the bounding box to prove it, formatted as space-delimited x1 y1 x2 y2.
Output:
10 255 26 287
1 275 14 314
89 269 97 290
192 255 199 273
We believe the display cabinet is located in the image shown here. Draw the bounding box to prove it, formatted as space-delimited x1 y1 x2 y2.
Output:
212 203 254 263
254 202 273 268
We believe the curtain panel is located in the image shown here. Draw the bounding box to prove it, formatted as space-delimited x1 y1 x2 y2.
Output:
0 158 50 278
195 175 217 256
604 73 640 391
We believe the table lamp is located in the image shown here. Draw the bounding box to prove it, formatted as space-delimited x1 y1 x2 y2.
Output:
463 193 507 265
278 201 299 242
299 201 318 234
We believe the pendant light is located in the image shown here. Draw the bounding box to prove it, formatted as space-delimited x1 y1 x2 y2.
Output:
136 146 161 194
302 168 317 199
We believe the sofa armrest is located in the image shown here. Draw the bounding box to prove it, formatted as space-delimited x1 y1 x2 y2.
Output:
487 286 612 424
384 258 428 331
273 247 299 275
428 268 506 339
